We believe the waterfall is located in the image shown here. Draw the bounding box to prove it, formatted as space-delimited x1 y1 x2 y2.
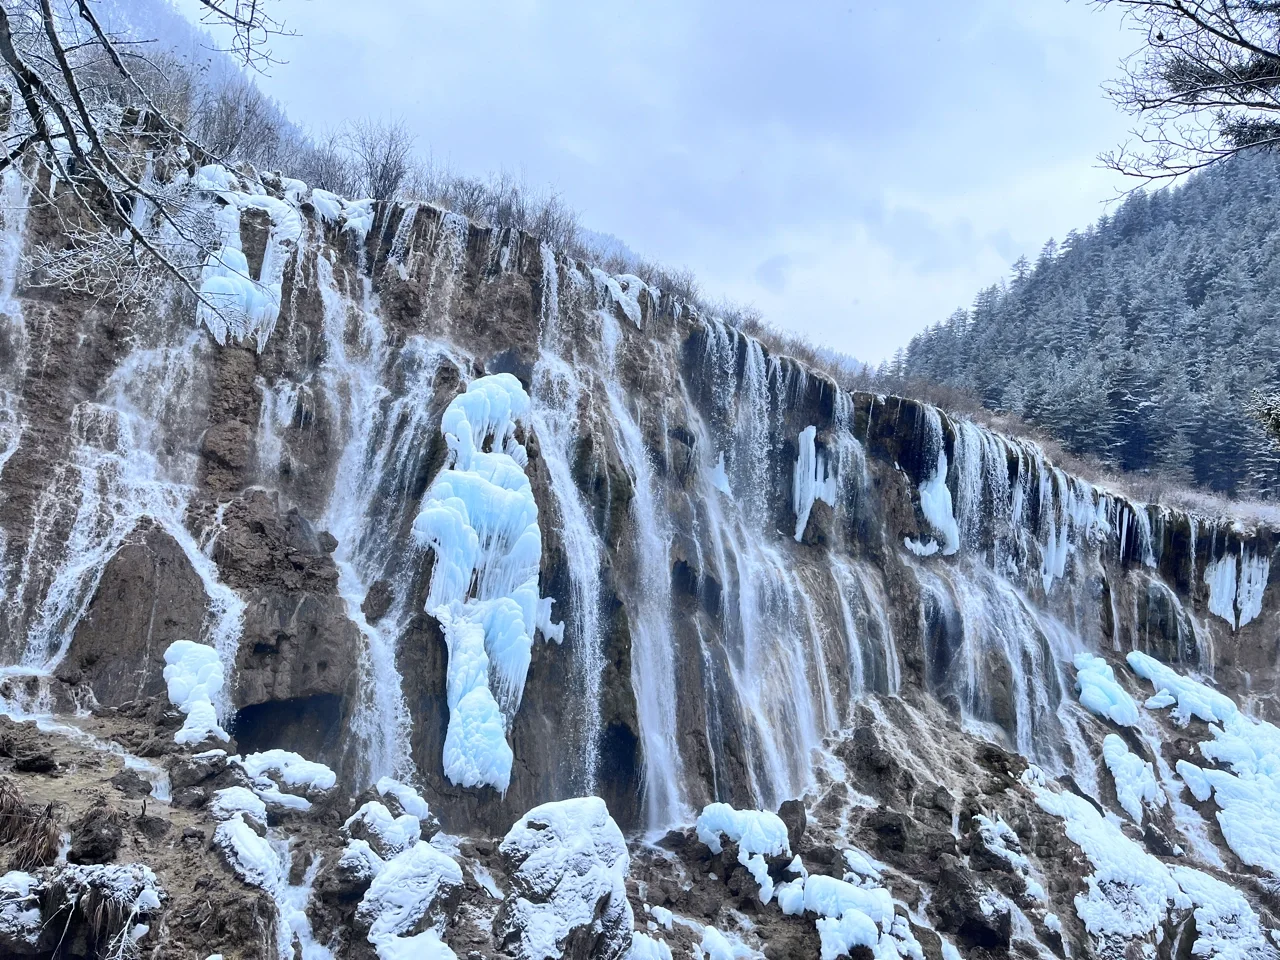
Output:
3 328 245 718
1 166 1272 847
605 382 689 829
313 250 415 783
531 254 608 795
0 166 31 484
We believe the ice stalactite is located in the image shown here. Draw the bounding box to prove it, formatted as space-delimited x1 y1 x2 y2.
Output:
193 165 305 352
792 426 836 542
1236 546 1270 628
1204 544 1271 631
1205 553 1239 628
916 411 960 557
413 373 563 793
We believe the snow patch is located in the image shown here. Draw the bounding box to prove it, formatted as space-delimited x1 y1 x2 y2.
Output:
696 803 791 903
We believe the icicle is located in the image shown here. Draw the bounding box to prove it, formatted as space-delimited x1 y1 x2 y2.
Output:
792 426 837 542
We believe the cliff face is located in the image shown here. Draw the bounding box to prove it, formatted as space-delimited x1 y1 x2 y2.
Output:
2 160 1280 960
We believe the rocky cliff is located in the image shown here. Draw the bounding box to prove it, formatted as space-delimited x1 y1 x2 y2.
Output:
1 156 1279 960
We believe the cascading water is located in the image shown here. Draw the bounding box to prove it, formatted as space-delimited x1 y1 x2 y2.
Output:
0 167 30 486
1 324 245 719
529 254 608 795
311 248 416 783
604 382 689 829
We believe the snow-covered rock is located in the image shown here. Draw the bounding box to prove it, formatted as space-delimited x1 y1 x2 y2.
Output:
356 841 464 949
0 871 42 951
495 797 633 960
345 801 422 860
695 803 791 903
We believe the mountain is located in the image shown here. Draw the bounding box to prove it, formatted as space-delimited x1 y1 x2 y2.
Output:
901 150 1280 499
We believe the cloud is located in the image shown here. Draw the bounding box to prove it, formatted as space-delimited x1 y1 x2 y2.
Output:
754 254 791 294
199 0 1142 362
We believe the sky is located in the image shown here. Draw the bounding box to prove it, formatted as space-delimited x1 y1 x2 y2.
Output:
182 0 1142 364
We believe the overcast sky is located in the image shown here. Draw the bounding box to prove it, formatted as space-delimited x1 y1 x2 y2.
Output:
187 0 1141 363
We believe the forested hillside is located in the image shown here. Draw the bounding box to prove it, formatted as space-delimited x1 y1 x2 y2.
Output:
901 151 1280 498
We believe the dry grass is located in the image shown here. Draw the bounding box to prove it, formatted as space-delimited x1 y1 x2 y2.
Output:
9 801 63 871
0 777 62 871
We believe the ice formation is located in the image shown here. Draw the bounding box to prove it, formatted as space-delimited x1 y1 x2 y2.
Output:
917 449 960 556
162 640 229 745
773 863 911 960
1027 759 1277 957
213 811 333 959
793 426 837 541
628 931 675 960
972 815 1045 901
216 750 338 816
211 785 268 826
1101 734 1161 824
1125 652 1236 726
709 451 733 497
1204 546 1272 630
1170 866 1277 960
215 814 282 889
412 373 562 792
1027 768 1189 942
496 797 632 960
695 804 791 903
1128 651 1280 876
591 268 646 328
373 929 459 960
239 749 338 793
376 777 433 820
1237 547 1270 628
1205 553 1239 627
697 925 761 960
1074 652 1140 727
193 166 304 351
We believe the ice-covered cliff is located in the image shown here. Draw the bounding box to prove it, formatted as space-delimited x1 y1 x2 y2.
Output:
2 155 1280 960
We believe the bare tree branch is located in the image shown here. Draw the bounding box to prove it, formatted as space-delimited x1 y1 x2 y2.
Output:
0 0 291 314
1096 0 1280 179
